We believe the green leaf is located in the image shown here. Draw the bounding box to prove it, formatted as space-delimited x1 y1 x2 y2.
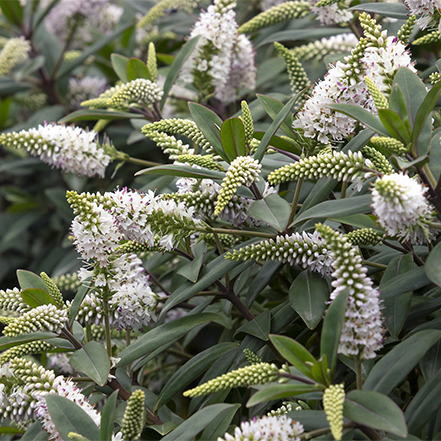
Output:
58 109 145 124
45 395 100 441
247 383 323 407
220 117 246 161
257 28 348 47
342 128 376 154
235 309 271 341
269 334 316 378
254 93 300 162
248 193 291 232
126 57 151 81
363 330 441 394
246 261 283 307
117 313 228 366
20 420 47 441
388 84 411 134
344 390 407 437
329 104 390 137
328 214 383 231
290 270 329 330
176 243 206 283
0 426 24 434
69 342 110 386
200 403 241 440
321 288 349 378
292 194 372 227
21 288 57 309
155 342 237 411
348 2 409 18
256 94 297 138
160 36 201 109
378 108 411 145
135 163 225 180
425 236 441 288
17 269 47 291
111 53 129 83
0 332 57 352
285 410 329 431
253 131 301 155
162 404 238 441
68 281 91 326
0 0 22 26
189 102 225 161
381 254 413 338
380 266 431 299
32 0 60 32
100 391 118 441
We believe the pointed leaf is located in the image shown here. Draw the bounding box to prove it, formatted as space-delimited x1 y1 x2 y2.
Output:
45 395 100 441
381 266 431 299
160 36 201 109
68 281 91 326
21 288 57 309
290 270 329 330
378 108 411 144
388 84 411 134
200 403 240 440
321 288 349 378
17 269 47 291
235 310 271 341
100 391 118 441
135 164 225 180
248 193 291 232
176 242 206 283
253 131 301 155
111 53 129 83
363 329 441 394
59 109 145 124
69 341 110 386
0 0 22 26
269 334 316 378
126 57 151 81
220 117 246 161
344 390 407 437
189 102 225 161
0 332 57 352
348 2 409 18
425 232 441 288
20 420 47 441
329 104 389 137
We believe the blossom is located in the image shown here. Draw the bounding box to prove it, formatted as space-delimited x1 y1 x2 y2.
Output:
309 0 353 25
0 37 30 77
371 173 435 243
217 415 304 441
0 124 112 178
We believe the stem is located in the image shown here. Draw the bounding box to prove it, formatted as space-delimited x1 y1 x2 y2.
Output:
196 226 276 239
423 163 437 188
269 146 300 161
114 151 162 168
102 289 113 358
50 21 78 79
355 354 363 390
429 222 441 229
277 372 317 385
361 260 387 270
219 284 255 321
286 177 304 231
60 327 83 350
250 182 263 200
301 423 355 440
340 181 348 199
146 270 171 296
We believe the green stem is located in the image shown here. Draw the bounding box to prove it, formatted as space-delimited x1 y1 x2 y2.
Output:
286 177 304 231
60 327 83 350
340 181 348 199
355 354 363 390
301 423 355 439
114 151 162 168
196 226 276 239
102 288 113 358
423 163 437 188
429 222 441 230
361 260 387 269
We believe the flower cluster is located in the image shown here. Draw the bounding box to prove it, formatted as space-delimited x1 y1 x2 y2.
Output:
218 415 304 441
226 231 334 276
309 0 352 25
145 131 194 159
107 78 164 109
404 0 441 30
316 223 384 360
0 124 112 178
215 156 262 215
0 287 31 314
0 340 53 364
0 37 30 77
371 173 435 244
121 389 145 441
323 384 345 441
344 228 383 246
183 362 280 397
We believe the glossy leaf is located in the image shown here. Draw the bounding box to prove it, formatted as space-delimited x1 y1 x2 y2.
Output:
380 266 431 299
17 269 47 292
425 240 441 288
364 330 441 394
378 108 411 144
58 109 144 124
46 395 100 441
349 2 409 18
344 390 407 437
110 53 129 83
388 84 411 134
321 288 349 378
100 391 118 441
290 270 329 330
176 242 206 283
200 404 240 440
69 341 110 386
161 404 238 441
246 261 282 307
235 310 271 341
135 164 225 180
160 36 200 109
0 0 22 26
269 334 316 378
126 57 151 81
21 288 57 309
20 421 47 441
220 117 246 161
256 94 296 138
257 28 348 47
248 193 291 232
68 281 91 326
328 214 383 231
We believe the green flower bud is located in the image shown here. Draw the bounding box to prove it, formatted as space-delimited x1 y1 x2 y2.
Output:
323 384 345 441
121 389 146 441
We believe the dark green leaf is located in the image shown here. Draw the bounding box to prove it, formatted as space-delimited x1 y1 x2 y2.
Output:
189 102 225 161
0 426 24 434
344 390 407 437
176 243 206 283
254 93 300 162
257 28 348 47
0 0 22 26
286 410 329 431
220 117 246 161
235 310 271 341
45 395 100 441
135 163 225 180
363 330 441 394
247 383 323 407
388 85 411 134
0 332 58 352
246 261 282 307
253 131 301 155
32 0 60 32
348 2 409 18
100 391 118 441
292 194 372 227
160 36 201 109
298 178 337 214
342 129 376 154
321 288 349 379
162 404 238 441
248 193 291 232
405 368 441 434
380 266 431 299
200 404 241 440
126 57 151 81
329 104 389 137
290 270 329 330
328 214 383 231
69 342 110 386
20 420 47 441
381 254 413 338
111 53 129 83
256 94 297 138
117 313 228 366
155 342 237 411
68 281 91 326
425 240 441 288
17 269 47 291
269 334 316 378
58 109 144 124
378 109 411 144
21 288 57 308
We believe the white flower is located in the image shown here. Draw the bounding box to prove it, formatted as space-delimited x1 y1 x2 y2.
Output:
309 0 353 25
218 415 304 441
371 173 435 244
